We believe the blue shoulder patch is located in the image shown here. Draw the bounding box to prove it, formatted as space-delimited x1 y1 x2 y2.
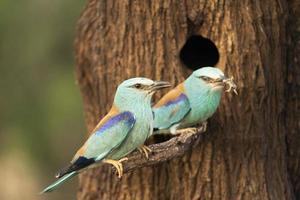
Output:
165 94 188 106
96 111 135 135
153 93 190 130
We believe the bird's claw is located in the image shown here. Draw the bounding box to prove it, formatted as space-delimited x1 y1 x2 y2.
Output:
199 121 207 132
175 122 207 135
104 157 128 178
223 76 238 95
175 127 198 135
138 145 152 159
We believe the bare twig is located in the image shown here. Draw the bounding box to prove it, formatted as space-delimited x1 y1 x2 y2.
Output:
120 127 206 174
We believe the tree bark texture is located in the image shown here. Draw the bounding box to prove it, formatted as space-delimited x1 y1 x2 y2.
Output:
286 0 300 198
74 0 298 199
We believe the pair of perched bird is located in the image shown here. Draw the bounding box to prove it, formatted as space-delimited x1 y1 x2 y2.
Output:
42 67 237 193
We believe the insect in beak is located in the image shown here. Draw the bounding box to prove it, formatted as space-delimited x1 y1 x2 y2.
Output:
223 76 238 95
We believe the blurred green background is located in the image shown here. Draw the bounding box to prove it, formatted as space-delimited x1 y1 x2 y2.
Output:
0 0 86 199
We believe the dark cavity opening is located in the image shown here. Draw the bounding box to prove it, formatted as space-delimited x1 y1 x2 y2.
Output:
179 35 219 71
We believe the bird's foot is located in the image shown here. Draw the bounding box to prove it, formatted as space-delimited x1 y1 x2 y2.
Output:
170 124 180 135
199 121 207 133
175 127 198 135
103 157 128 178
138 145 152 159
174 122 208 135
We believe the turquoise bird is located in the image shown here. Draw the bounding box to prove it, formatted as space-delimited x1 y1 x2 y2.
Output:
153 67 237 135
41 78 171 193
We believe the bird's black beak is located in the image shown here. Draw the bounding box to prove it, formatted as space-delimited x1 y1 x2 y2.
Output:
150 81 171 91
215 77 225 83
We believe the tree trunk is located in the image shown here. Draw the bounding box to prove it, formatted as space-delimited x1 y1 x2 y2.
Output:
74 0 297 199
286 0 300 198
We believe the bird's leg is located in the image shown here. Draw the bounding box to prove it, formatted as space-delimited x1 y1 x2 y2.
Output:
138 145 152 159
103 157 128 178
199 121 207 132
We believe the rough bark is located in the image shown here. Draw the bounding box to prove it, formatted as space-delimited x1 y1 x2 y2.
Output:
286 0 300 198
74 0 296 199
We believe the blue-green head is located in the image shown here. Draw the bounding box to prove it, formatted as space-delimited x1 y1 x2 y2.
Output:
186 67 226 93
115 77 171 108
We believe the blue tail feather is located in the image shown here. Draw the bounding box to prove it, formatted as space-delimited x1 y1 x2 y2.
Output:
40 172 77 194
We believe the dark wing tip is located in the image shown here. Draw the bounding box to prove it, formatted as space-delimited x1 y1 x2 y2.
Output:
55 166 70 179
55 156 96 179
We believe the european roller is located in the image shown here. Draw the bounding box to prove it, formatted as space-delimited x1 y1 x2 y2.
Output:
153 67 237 135
41 78 171 193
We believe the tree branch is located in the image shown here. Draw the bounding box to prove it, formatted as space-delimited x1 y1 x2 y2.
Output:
121 127 206 174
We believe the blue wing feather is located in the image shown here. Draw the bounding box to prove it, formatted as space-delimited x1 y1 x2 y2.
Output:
42 111 136 193
153 94 190 129
95 111 135 135
59 111 135 176
84 111 135 160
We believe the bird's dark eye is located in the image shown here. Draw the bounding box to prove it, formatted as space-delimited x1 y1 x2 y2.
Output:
134 83 142 89
200 76 211 82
